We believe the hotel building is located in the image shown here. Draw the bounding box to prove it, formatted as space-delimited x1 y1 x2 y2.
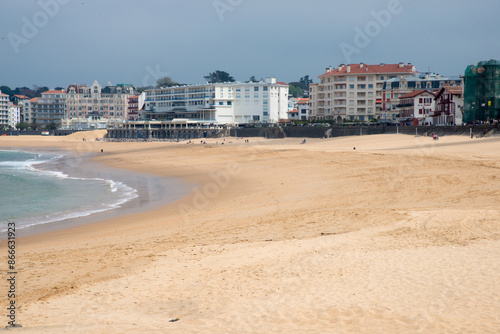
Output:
144 77 289 124
66 81 136 121
309 63 417 122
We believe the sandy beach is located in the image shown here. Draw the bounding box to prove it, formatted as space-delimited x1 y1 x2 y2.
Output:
1 131 500 333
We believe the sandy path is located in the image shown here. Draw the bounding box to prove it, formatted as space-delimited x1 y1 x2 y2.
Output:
1 133 500 333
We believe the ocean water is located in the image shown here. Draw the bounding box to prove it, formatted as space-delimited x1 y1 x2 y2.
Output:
0 150 138 232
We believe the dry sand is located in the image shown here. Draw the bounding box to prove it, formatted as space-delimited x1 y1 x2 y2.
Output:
1 131 500 333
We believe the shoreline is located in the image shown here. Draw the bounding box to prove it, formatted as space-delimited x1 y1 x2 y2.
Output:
1 132 500 332
0 147 191 239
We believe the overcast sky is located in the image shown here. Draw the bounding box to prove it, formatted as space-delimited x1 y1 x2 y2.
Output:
1 0 498 89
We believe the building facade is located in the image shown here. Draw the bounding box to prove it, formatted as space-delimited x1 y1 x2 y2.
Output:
37 90 67 125
0 92 9 127
309 63 417 122
8 103 20 129
464 59 500 122
382 73 462 123
144 78 288 124
397 90 436 125
434 86 463 125
66 81 136 121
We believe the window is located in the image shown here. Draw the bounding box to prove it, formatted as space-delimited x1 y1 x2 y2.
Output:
349 77 355 82
263 112 268 116
349 84 354 89
254 87 259 91
254 100 259 104
253 115 260 121
368 84 373 89
219 102 223 105
263 87 268 91
227 101 232 106
254 94 259 98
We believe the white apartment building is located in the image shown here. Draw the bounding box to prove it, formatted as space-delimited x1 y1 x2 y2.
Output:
37 90 67 125
0 91 9 127
309 63 417 123
8 103 20 129
145 77 288 124
66 81 136 121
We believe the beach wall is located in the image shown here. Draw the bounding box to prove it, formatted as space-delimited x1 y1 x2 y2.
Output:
230 124 498 139
0 130 83 136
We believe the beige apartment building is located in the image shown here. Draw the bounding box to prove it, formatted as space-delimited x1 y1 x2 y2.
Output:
309 63 417 123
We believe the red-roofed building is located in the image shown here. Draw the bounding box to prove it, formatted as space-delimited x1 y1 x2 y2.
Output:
397 90 436 125
309 62 417 122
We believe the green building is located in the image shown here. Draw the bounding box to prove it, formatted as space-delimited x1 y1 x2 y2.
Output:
464 59 500 122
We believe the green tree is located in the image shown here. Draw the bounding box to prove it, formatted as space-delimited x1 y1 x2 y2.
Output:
249 76 258 82
45 122 59 131
30 122 39 130
204 70 235 83
299 75 313 90
16 121 30 130
155 76 180 88
288 84 304 98
0 85 12 96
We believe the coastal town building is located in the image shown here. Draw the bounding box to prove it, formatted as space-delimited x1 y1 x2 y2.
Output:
37 90 67 125
381 73 462 123
396 90 436 125
309 63 417 122
8 103 20 129
0 91 9 127
144 77 288 124
127 92 146 121
297 98 310 120
66 81 136 121
22 98 38 124
285 97 309 121
434 85 464 125
464 59 500 122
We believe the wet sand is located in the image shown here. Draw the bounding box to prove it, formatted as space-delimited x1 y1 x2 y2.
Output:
1 131 500 333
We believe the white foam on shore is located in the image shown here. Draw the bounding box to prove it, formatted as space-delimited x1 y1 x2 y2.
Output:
0 151 139 233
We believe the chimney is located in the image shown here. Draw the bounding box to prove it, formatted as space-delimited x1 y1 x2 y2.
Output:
399 62 404 68
425 73 429 79
380 63 385 66
347 64 351 73
338 64 344 71
360 62 364 68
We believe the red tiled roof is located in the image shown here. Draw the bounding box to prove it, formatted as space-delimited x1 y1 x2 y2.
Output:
319 63 416 77
42 89 66 94
0 92 8 97
287 109 299 113
29 98 39 102
399 90 435 99
444 86 463 95
297 98 309 104
14 95 29 99
276 81 289 86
